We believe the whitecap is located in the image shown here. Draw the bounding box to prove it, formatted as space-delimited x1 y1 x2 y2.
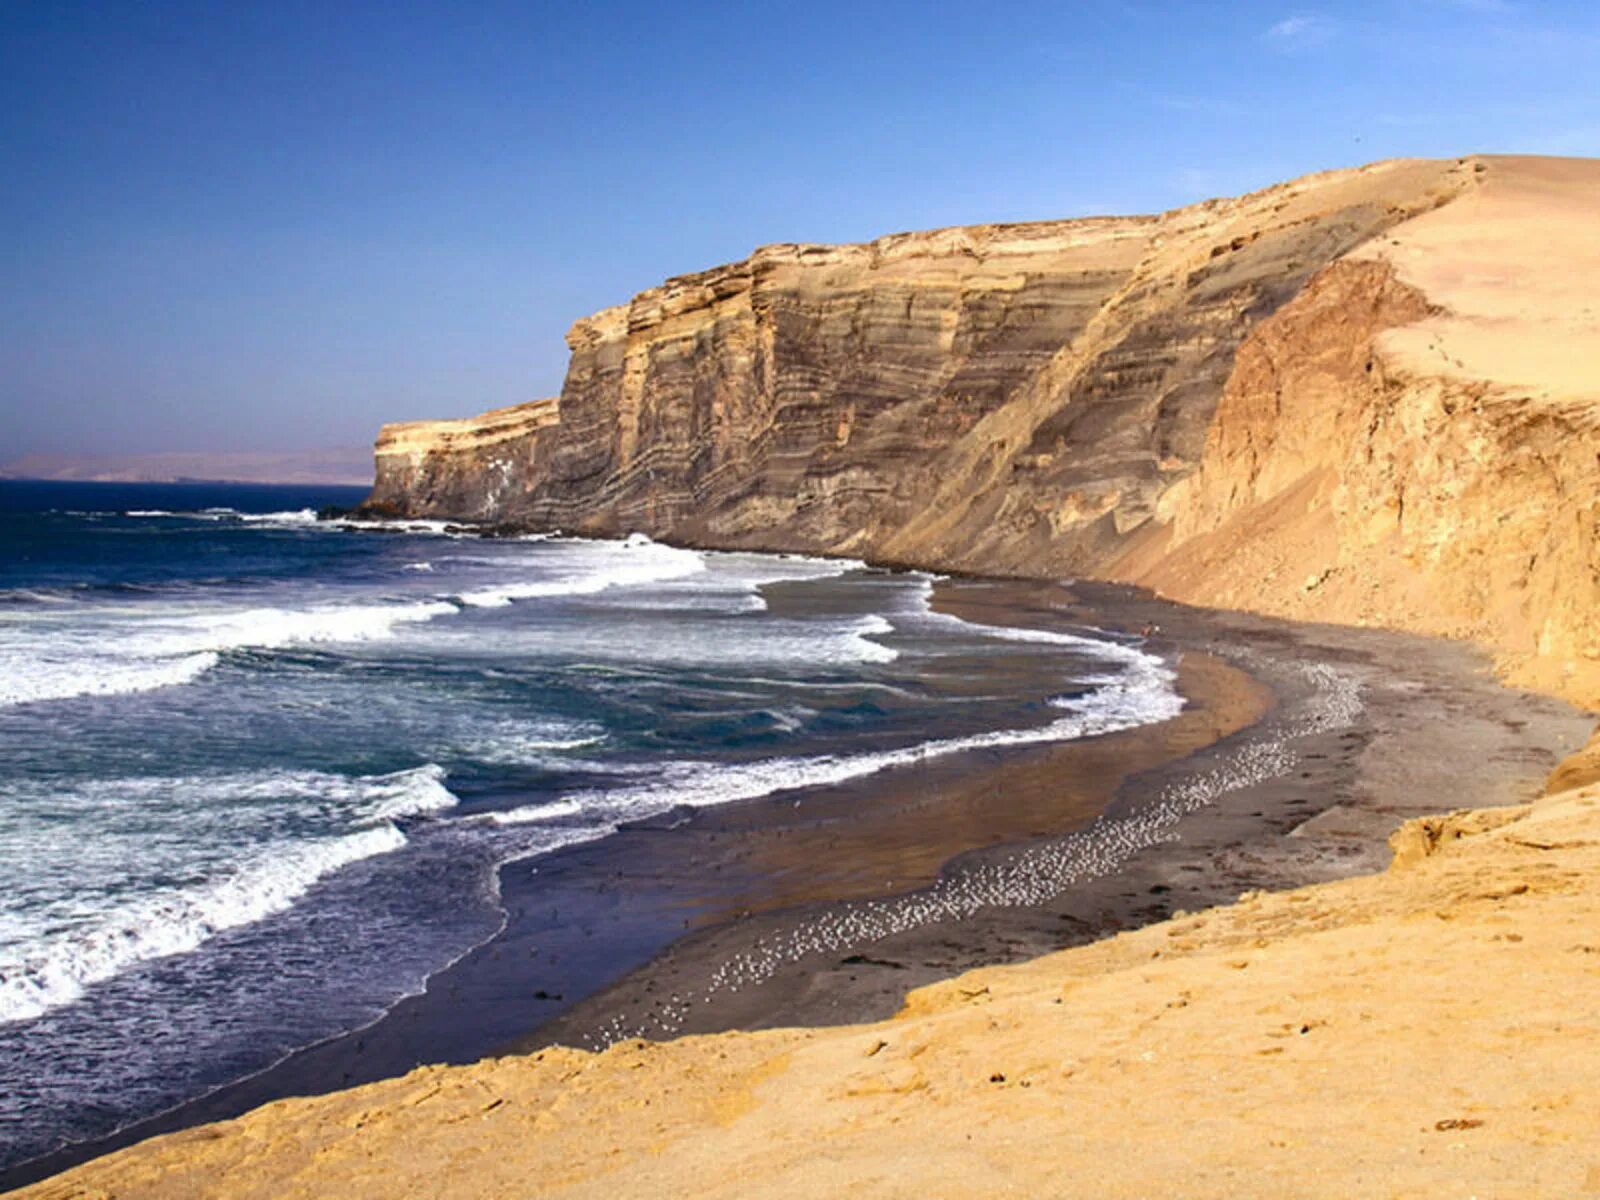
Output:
121 508 232 521
142 599 459 655
848 613 899 663
489 798 582 825
455 540 707 608
0 596 459 711
361 764 461 821
233 509 319 526
0 763 458 1025
449 720 607 765
0 825 407 1026
0 650 219 709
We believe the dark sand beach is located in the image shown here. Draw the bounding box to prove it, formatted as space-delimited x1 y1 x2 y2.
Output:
5 577 1587 1192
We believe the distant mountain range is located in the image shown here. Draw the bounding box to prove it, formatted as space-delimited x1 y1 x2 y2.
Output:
0 448 373 487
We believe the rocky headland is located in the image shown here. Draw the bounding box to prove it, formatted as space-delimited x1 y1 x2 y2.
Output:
364 155 1598 710
18 155 1600 1197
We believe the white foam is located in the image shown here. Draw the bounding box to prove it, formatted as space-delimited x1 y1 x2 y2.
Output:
494 653 1180 826
0 763 457 1025
0 537 851 713
583 549 863 616
0 594 459 711
489 570 1179 830
361 764 461 821
490 798 582 825
440 607 900 670
890 573 1151 662
234 509 319 526
0 649 219 709
0 825 407 1026
455 539 707 608
333 517 460 536
849 613 898 663
121 508 235 521
446 720 607 764
4 763 457 825
143 600 459 655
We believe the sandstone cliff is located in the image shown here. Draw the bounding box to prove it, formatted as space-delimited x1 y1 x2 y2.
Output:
367 399 560 521
1125 157 1600 708
361 155 1599 709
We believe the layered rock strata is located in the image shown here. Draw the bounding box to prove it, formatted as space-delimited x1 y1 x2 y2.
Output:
361 156 1599 708
366 399 560 521
1126 157 1600 707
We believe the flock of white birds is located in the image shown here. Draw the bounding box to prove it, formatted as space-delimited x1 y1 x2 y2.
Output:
584 659 1365 1049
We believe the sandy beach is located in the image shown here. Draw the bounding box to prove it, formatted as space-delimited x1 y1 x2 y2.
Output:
9 0 1600 1181
7 576 1587 1194
528 578 1588 1048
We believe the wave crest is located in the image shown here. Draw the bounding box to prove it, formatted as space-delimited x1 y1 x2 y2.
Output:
0 825 406 1026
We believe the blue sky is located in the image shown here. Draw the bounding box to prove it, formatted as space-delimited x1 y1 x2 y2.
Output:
3 0 1598 457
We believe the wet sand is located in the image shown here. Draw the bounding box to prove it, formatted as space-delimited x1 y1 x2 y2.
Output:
4 577 1588 1192
527 578 1590 1047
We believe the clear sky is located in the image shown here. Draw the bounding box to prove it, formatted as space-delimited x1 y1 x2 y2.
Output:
3 0 1598 458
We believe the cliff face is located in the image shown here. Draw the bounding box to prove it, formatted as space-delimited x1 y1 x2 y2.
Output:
366 399 560 520
1122 158 1600 706
362 156 1600 707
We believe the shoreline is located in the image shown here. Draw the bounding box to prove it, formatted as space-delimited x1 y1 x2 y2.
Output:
525 578 1590 1048
4 578 1590 1193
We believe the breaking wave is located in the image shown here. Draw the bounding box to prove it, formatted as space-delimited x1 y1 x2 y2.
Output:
454 536 707 608
493 635 1178 825
0 765 457 1026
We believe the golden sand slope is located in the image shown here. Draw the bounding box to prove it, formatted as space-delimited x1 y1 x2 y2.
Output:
1127 157 1600 708
24 771 1600 1199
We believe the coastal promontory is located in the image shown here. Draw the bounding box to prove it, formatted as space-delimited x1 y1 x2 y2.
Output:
364 155 1599 709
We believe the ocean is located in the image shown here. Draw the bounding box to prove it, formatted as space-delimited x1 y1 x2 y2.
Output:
0 479 1180 1171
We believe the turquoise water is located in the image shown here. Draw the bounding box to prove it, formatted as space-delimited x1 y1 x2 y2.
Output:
0 480 1178 1168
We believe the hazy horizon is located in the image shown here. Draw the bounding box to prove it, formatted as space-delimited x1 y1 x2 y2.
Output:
0 445 373 485
5 0 1599 460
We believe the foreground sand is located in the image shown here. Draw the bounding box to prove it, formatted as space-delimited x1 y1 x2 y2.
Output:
21 740 1600 1198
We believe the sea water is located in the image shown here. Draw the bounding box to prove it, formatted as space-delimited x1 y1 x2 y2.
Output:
0 479 1180 1169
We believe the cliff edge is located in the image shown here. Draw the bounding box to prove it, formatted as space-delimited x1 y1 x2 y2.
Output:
362 155 1600 708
